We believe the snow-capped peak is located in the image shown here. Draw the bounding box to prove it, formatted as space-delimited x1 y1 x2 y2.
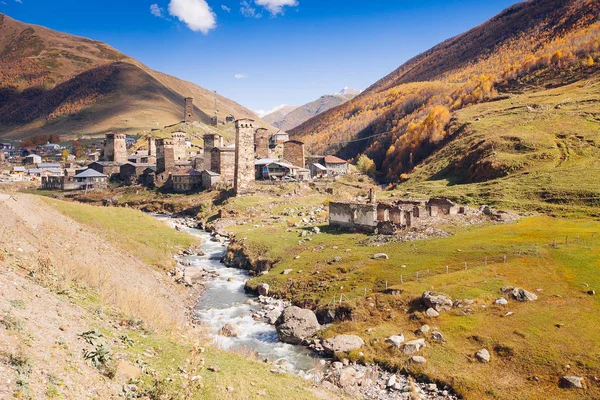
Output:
336 87 362 96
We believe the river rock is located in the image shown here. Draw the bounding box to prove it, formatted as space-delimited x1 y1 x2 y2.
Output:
475 349 490 362
266 309 282 325
220 323 239 338
276 306 320 344
422 291 453 311
386 334 405 348
322 335 365 354
338 367 358 388
257 283 270 296
402 338 426 355
560 376 585 389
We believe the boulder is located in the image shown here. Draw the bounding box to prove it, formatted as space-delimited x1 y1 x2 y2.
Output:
276 306 320 344
502 286 538 302
257 283 270 296
422 291 453 312
282 269 293 275
372 253 389 260
475 349 490 362
560 376 585 389
322 335 365 354
410 356 427 365
402 338 426 355
386 334 405 348
431 331 446 342
495 297 508 305
426 308 440 318
220 323 239 338
418 324 430 334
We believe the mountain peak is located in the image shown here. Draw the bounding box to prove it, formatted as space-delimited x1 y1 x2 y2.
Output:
336 87 362 96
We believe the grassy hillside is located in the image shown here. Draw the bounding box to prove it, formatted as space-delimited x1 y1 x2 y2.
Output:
393 77 600 217
0 13 271 139
290 0 600 183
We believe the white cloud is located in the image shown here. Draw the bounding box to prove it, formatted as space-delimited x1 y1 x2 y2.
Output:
240 1 261 18
255 0 297 15
168 0 217 34
14 0 22 3
234 73 247 79
221 4 231 12
255 104 289 118
150 4 164 18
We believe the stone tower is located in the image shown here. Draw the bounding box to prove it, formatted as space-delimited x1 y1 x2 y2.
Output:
234 119 255 195
184 97 194 123
156 138 175 174
203 133 223 171
255 128 270 159
172 131 187 161
104 133 127 164
283 140 305 168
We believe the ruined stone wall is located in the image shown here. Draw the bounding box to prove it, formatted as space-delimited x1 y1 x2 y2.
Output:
234 119 255 195
184 97 194 123
283 140 305 168
329 202 377 232
255 128 270 159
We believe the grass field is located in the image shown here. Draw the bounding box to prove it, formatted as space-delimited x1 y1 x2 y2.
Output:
40 197 199 268
232 209 600 399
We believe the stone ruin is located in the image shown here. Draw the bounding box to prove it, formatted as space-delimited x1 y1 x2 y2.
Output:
329 191 468 235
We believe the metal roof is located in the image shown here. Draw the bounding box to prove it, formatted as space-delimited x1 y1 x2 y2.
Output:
74 169 108 178
312 163 327 171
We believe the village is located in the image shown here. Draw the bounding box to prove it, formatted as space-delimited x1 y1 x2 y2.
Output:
0 98 351 194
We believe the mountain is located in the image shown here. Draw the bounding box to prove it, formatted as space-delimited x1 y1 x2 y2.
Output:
264 88 361 131
290 0 600 182
0 14 268 139
262 105 298 125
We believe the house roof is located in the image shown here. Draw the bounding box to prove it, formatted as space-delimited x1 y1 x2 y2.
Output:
75 169 108 178
37 163 61 168
284 139 304 145
312 163 327 171
268 161 300 170
13 167 26 172
90 161 121 167
172 168 202 177
324 155 348 164
202 170 220 176
255 158 279 166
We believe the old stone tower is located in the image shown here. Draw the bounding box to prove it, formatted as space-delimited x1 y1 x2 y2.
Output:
156 138 175 174
104 133 127 164
184 97 194 123
148 136 157 163
255 128 270 159
234 119 255 195
283 140 305 168
203 133 223 171
172 131 187 161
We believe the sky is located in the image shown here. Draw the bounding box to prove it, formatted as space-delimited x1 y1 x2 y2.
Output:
1 0 518 115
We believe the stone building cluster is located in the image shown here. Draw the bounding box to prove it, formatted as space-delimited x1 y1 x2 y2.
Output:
329 191 465 234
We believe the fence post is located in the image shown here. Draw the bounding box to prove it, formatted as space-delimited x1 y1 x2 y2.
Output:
566 236 569 245
464 262 467 270
446 265 449 274
416 272 419 281
385 281 388 290
484 257 487 266
504 254 507 263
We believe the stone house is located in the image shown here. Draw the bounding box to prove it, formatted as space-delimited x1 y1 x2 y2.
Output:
211 147 236 183
255 128 270 159
120 163 155 185
88 161 121 180
269 130 289 147
323 155 349 175
426 198 459 216
172 169 203 193
202 170 220 189
310 163 327 178
41 176 78 191
74 169 108 190
23 154 42 165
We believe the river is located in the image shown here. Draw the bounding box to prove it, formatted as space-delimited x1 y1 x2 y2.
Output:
156 216 320 375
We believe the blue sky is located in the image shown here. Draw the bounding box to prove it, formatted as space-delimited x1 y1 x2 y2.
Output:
1 0 518 115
